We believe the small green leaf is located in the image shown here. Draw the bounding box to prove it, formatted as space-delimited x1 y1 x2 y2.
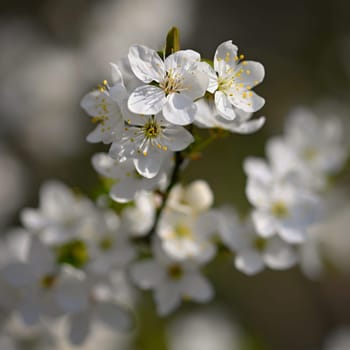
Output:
165 26 180 57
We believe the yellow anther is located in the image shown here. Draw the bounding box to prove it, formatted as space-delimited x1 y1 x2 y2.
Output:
162 145 168 151
239 54 245 60
246 70 251 75
103 79 108 85
143 151 148 156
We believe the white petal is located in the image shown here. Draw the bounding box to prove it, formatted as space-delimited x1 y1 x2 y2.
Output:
181 273 214 302
235 250 265 275
92 152 122 179
1 262 35 287
229 116 266 134
108 83 128 106
154 282 181 316
68 311 91 345
252 210 277 237
20 209 48 232
235 61 265 87
129 260 164 289
110 178 140 203
278 224 307 244
164 50 200 71
246 179 271 208
128 44 164 83
80 90 101 116
243 157 272 183
229 90 265 113
128 85 166 115
214 40 238 74
96 302 133 331
110 62 124 85
28 237 55 277
263 237 298 270
163 93 196 125
215 91 236 120
202 63 218 93
55 268 88 313
162 125 194 151
181 69 209 100
18 299 40 325
134 151 163 179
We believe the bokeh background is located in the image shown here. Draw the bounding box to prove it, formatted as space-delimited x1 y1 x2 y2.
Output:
1 0 350 349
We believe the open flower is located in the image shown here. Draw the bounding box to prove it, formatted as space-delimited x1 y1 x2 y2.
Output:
127 45 208 125
207 40 265 120
92 153 170 202
194 98 265 134
80 64 126 144
109 112 193 178
244 157 320 243
216 206 297 275
129 240 213 316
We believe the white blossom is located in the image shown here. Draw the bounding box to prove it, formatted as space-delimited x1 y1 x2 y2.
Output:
92 152 169 202
128 45 208 125
21 181 94 245
109 111 193 178
206 40 265 120
80 64 126 144
121 191 157 237
194 97 265 134
217 206 297 275
157 209 217 263
130 240 213 315
167 180 214 215
244 158 320 243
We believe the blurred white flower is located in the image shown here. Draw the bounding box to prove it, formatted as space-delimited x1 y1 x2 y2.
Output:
244 157 320 243
130 240 213 315
92 153 169 202
324 327 350 350
21 181 95 245
167 180 214 215
217 206 297 275
0 146 27 228
157 210 217 263
0 235 61 325
121 191 157 237
167 308 242 350
80 64 125 144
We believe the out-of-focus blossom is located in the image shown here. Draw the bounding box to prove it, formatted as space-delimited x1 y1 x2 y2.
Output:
167 308 242 350
130 240 213 315
217 206 297 275
324 327 350 350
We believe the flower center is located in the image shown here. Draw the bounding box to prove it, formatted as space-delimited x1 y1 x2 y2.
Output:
167 264 183 280
174 224 192 238
302 147 317 161
41 274 57 289
160 70 182 95
99 235 114 251
271 201 289 218
253 237 267 251
143 119 161 139
55 239 89 268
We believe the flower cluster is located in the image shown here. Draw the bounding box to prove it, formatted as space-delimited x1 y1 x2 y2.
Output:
0 28 349 347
